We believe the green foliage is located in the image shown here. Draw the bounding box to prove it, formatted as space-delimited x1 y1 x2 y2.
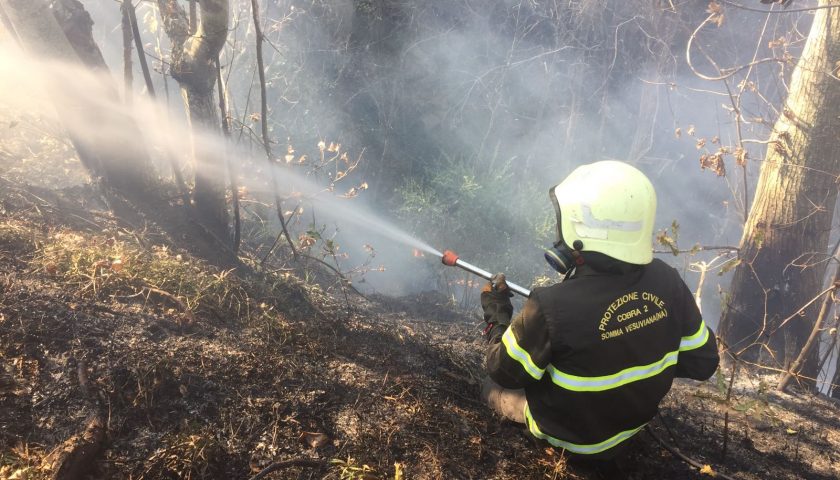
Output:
330 457 377 480
396 155 554 286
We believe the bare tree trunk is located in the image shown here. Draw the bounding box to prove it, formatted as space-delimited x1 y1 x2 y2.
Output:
0 0 153 197
121 0 132 104
157 0 230 241
720 2 840 381
833 353 840 399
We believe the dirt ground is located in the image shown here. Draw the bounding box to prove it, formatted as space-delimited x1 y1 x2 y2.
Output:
1 172 839 479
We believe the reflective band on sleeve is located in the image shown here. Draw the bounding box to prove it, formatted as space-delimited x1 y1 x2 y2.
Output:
546 350 679 392
679 319 710 351
501 327 545 380
525 405 645 454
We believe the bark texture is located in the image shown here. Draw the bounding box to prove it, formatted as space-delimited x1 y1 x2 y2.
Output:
157 0 230 240
720 2 840 376
0 0 153 196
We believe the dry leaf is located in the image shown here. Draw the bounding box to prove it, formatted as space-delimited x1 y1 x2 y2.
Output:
110 258 123 272
700 464 716 476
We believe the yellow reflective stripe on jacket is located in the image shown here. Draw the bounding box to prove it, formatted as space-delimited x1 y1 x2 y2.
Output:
679 319 710 351
524 405 645 454
543 319 711 392
546 350 679 392
501 327 545 380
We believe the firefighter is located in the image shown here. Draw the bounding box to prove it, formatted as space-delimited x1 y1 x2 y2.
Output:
481 160 719 460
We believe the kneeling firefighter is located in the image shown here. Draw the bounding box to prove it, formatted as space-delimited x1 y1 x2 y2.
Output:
481 160 719 459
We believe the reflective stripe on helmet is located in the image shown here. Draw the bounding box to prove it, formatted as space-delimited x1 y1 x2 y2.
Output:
679 319 710 351
580 204 643 232
501 327 545 380
524 404 645 454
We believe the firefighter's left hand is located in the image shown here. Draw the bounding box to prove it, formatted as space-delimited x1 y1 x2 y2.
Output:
482 273 512 294
481 273 513 341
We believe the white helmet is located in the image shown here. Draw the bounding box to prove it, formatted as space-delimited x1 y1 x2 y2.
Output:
547 160 656 268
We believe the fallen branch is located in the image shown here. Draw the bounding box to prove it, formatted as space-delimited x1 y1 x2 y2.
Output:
41 359 106 480
249 458 325 480
143 285 196 324
645 426 737 480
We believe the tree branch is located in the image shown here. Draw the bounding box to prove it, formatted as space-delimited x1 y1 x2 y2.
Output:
250 0 297 260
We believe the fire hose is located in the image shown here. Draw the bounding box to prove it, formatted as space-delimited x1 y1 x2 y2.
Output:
440 250 531 298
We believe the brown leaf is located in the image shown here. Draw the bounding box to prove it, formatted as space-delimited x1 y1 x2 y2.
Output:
735 147 748 166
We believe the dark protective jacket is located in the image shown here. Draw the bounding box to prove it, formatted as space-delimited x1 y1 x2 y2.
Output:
486 258 719 458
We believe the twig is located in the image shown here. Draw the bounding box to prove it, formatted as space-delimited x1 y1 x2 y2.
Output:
299 252 365 298
686 14 787 82
121 0 133 104
778 288 837 392
653 245 739 255
217 55 241 252
778 236 840 391
719 0 840 14
721 359 738 459
127 0 190 206
143 285 196 323
126 0 156 98
773 284 837 332
250 0 297 261
249 458 325 480
645 426 737 480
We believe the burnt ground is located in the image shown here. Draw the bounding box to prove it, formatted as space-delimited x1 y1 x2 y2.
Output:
0 180 838 480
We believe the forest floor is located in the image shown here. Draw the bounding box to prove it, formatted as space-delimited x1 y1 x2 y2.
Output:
0 166 839 479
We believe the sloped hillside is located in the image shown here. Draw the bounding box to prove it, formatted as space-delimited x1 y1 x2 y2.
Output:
0 178 838 480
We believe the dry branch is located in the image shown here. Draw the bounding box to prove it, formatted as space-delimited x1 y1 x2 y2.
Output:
249 458 325 480
41 360 106 480
645 426 737 480
250 0 297 260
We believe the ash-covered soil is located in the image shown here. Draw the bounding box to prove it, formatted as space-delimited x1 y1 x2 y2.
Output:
1 181 839 480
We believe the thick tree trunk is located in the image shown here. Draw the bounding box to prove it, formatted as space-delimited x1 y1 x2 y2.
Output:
720 2 840 379
157 0 230 240
0 0 153 197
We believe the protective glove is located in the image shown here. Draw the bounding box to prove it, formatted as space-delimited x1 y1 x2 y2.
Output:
480 273 513 342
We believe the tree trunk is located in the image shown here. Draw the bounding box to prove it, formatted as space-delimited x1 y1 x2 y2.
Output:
719 1 840 380
0 0 153 197
157 0 230 241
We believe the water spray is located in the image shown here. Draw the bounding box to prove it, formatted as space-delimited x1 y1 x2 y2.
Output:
440 250 531 298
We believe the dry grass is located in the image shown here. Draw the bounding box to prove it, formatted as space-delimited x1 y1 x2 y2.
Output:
34 230 246 320
28 228 309 335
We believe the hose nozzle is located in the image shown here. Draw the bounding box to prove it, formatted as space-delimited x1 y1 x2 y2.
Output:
441 250 459 266
438 249 531 298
